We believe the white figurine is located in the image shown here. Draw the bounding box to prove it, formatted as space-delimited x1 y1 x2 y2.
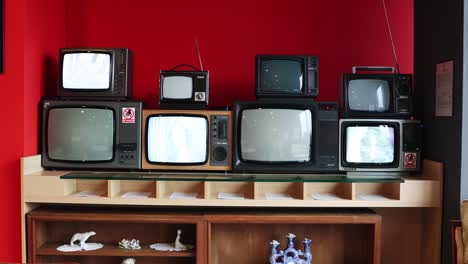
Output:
175 229 187 250
57 231 103 252
70 231 96 247
121 258 136 264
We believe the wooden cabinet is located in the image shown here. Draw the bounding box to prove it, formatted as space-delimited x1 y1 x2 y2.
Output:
21 155 443 264
27 207 381 264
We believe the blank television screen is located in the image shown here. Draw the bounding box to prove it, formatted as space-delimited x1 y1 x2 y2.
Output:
162 76 193 99
241 109 312 162
48 108 114 161
345 126 395 163
147 116 208 163
348 79 391 112
62 53 111 89
260 60 303 93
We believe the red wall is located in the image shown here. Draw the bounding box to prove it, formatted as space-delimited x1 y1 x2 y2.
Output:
0 0 66 262
0 1 26 261
67 0 414 108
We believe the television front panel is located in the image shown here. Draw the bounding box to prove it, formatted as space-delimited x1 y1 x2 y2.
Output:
159 71 209 107
41 99 142 170
58 48 132 99
339 119 422 173
233 100 339 173
256 55 318 98
142 109 232 171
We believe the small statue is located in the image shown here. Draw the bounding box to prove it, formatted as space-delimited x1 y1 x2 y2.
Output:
119 239 141 250
175 229 188 250
269 233 312 264
121 258 136 264
70 231 96 248
57 231 103 252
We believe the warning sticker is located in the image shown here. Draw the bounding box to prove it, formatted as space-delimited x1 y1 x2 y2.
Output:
403 152 417 168
122 107 136 124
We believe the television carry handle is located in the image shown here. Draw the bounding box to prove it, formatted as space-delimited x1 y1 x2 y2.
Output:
352 66 395 74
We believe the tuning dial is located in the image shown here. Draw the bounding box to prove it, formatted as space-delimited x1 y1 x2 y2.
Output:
213 147 227 162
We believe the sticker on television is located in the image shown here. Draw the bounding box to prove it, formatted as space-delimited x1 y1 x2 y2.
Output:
403 152 417 168
122 107 136 123
194 92 206 102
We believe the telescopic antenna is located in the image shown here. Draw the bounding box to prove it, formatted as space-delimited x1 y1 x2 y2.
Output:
381 0 400 74
195 37 204 71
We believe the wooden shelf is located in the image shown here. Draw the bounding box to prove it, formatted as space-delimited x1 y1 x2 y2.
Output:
36 243 195 257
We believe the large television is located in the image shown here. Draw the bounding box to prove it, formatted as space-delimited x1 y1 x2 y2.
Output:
339 73 413 118
57 48 132 99
339 119 422 174
41 99 142 169
256 55 318 98
142 109 232 171
232 100 338 173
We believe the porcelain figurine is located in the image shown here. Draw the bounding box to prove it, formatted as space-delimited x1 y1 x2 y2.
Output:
56 231 103 252
269 233 312 264
119 239 141 250
150 229 194 251
70 231 96 247
121 258 136 264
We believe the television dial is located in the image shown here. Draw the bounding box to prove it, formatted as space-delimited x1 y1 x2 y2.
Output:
213 146 228 162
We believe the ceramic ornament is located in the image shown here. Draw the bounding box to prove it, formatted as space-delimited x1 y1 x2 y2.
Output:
269 233 312 264
121 258 136 264
56 231 103 252
150 229 194 251
119 239 141 250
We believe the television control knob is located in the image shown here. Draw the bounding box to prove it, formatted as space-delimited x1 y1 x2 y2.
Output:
213 147 227 161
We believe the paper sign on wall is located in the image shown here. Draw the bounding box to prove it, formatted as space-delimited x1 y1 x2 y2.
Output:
435 60 454 117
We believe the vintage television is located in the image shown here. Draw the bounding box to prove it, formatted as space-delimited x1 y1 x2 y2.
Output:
57 48 132 99
142 109 231 171
339 67 413 118
159 65 209 108
232 100 338 173
41 99 142 170
256 55 319 98
339 119 422 174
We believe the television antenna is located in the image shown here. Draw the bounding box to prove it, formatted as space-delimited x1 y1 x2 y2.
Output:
381 0 400 74
195 37 204 71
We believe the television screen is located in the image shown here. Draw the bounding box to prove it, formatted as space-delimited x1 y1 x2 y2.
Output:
162 76 193 99
47 108 114 161
240 108 312 162
147 116 208 163
62 53 111 89
345 125 395 163
259 60 303 93
348 79 391 112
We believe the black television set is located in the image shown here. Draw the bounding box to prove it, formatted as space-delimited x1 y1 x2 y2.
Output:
159 69 209 108
41 99 142 170
339 69 413 118
256 55 318 98
232 100 338 173
57 48 132 99
339 119 422 174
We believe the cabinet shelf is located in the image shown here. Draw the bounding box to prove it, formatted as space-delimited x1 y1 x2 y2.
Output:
36 243 196 257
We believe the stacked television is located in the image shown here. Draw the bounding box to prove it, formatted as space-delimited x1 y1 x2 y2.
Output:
41 48 143 170
232 55 340 173
338 66 422 176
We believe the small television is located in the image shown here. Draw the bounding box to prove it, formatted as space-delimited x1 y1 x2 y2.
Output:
256 55 318 98
232 100 338 173
339 119 422 174
41 99 142 170
57 48 132 99
339 70 413 118
142 109 231 171
159 69 209 108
